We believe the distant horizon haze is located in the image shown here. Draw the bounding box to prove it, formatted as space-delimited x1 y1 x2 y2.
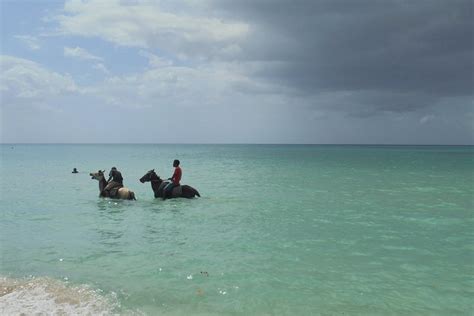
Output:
2 143 473 146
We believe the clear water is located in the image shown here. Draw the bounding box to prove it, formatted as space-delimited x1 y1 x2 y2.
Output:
1 144 473 315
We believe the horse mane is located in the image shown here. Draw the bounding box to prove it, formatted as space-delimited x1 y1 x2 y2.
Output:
151 171 161 182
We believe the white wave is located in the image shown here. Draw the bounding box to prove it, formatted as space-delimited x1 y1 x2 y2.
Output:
0 276 119 315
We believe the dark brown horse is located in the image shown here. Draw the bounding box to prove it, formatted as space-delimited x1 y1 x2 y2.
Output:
90 170 136 200
139 169 200 199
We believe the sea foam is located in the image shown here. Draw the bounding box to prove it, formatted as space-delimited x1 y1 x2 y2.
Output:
0 276 119 315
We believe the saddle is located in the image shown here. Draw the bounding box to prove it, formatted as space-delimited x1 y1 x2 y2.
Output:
158 181 182 197
105 181 123 198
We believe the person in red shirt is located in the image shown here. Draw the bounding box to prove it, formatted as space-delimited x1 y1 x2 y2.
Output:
163 159 182 200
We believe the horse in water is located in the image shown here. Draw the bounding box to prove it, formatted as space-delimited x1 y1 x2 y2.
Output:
90 170 136 200
139 169 200 199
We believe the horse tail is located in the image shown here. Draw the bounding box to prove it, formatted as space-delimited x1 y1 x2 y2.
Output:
129 191 136 200
194 188 200 197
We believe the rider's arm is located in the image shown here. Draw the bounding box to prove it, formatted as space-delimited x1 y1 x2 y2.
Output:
168 169 175 181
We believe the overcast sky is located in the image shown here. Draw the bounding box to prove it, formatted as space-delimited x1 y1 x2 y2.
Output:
1 0 473 144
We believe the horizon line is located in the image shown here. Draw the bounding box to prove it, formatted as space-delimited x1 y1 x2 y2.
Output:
1 143 473 146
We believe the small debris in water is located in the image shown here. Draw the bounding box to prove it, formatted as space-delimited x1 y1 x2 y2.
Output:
59 258 64 262
187 275 193 280
200 271 209 277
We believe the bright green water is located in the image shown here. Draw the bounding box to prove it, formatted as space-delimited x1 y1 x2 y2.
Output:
1 145 473 315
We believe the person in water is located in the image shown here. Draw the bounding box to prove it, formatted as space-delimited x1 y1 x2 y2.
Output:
72 168 78 173
102 167 124 197
163 160 182 200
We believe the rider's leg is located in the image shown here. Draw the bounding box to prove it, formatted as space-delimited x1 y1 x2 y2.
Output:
163 183 174 200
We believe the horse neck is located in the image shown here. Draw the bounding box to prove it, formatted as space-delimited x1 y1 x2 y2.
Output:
150 177 162 194
99 177 108 192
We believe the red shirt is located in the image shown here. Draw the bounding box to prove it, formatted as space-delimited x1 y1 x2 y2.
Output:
171 166 182 185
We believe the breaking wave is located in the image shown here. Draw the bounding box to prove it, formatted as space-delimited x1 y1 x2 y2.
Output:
0 275 120 315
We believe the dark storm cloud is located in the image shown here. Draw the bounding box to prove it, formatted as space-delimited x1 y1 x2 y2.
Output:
210 0 473 113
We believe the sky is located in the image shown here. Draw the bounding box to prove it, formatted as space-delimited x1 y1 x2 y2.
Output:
1 0 473 144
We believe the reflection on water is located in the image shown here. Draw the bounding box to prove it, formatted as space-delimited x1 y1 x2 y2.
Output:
96 199 108 211
96 199 127 214
94 200 127 250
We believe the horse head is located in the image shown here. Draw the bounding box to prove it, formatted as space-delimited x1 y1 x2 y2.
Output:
90 170 106 181
139 169 161 183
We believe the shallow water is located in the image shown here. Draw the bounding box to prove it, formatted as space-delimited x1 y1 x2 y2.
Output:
1 144 473 315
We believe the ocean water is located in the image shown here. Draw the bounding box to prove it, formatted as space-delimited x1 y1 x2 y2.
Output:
1 144 473 315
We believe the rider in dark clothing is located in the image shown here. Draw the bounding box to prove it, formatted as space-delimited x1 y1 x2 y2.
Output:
108 167 123 185
102 167 123 197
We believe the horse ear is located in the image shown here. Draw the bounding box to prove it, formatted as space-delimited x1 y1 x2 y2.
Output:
152 169 154 172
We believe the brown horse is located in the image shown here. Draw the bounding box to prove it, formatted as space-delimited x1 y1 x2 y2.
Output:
139 169 200 199
90 170 136 200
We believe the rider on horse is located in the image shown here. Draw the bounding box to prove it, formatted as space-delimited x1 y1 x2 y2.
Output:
102 167 124 197
163 160 181 200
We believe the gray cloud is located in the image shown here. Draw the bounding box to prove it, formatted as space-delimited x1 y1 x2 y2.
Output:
2 0 472 144
208 0 473 114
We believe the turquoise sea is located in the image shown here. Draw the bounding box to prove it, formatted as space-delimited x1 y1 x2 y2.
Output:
1 144 473 315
